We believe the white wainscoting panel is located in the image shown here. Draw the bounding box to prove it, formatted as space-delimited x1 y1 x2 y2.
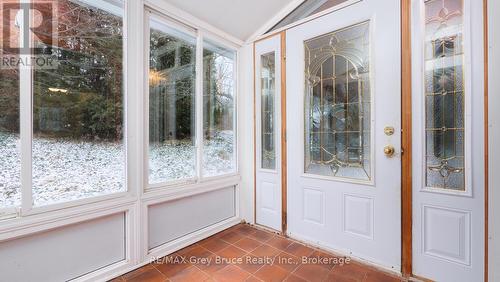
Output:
148 186 235 249
0 213 126 282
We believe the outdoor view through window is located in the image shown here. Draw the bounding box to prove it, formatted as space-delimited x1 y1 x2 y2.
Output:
0 0 125 208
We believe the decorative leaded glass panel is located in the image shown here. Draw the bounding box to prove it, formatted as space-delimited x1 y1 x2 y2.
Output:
424 0 465 190
261 52 276 170
304 22 371 180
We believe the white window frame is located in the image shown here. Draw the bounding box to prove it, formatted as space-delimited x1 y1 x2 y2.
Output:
0 0 132 218
144 6 240 192
144 8 199 189
199 34 239 182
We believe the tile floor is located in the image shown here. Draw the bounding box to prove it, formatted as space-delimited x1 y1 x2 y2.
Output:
112 224 405 282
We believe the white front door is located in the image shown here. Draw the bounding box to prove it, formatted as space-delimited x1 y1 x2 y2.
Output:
411 0 485 281
286 0 401 269
255 35 282 231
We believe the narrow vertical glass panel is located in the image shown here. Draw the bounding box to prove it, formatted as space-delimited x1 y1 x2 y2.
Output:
0 3 20 208
148 17 196 184
260 52 276 170
304 22 371 180
424 0 465 190
202 40 236 177
32 0 125 206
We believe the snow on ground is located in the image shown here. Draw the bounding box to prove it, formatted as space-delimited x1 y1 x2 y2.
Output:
0 133 21 208
0 131 234 208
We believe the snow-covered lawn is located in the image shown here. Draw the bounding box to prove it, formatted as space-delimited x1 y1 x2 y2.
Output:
0 132 234 208
148 132 235 184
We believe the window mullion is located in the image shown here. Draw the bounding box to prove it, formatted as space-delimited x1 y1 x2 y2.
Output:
195 33 204 181
144 10 151 190
20 5 33 214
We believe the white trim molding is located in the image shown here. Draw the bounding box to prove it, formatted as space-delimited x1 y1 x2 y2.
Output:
488 0 500 281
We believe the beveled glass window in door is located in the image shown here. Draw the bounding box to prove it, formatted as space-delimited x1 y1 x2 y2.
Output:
261 52 276 170
424 0 465 190
304 22 371 180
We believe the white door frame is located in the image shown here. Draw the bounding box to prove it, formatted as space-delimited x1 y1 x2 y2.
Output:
487 0 499 281
254 35 283 231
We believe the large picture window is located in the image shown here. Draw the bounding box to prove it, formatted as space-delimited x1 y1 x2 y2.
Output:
32 0 125 206
1 0 125 210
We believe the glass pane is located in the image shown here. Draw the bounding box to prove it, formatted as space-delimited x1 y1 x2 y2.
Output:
202 40 236 177
260 52 276 170
32 0 125 206
424 0 465 191
0 8 20 208
269 0 349 32
148 17 196 184
304 22 371 180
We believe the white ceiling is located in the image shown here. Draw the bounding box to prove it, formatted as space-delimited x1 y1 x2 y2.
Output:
162 0 298 42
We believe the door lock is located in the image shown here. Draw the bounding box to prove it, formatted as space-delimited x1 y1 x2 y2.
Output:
384 126 395 136
383 145 395 157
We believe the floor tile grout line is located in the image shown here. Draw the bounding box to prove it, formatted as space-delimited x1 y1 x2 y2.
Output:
247 224 402 279
120 224 405 282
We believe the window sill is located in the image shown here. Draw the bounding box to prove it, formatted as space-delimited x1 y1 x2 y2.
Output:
0 193 136 240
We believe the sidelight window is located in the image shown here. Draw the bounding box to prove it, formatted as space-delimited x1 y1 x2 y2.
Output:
424 0 465 190
260 52 276 170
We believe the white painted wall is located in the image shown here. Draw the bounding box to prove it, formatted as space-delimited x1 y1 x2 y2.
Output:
488 0 500 281
238 43 256 224
148 187 235 249
0 213 126 282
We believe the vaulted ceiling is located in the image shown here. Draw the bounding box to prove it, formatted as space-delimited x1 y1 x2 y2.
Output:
162 0 300 42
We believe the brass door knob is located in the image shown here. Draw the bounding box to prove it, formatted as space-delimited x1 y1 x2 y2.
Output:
384 145 395 157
